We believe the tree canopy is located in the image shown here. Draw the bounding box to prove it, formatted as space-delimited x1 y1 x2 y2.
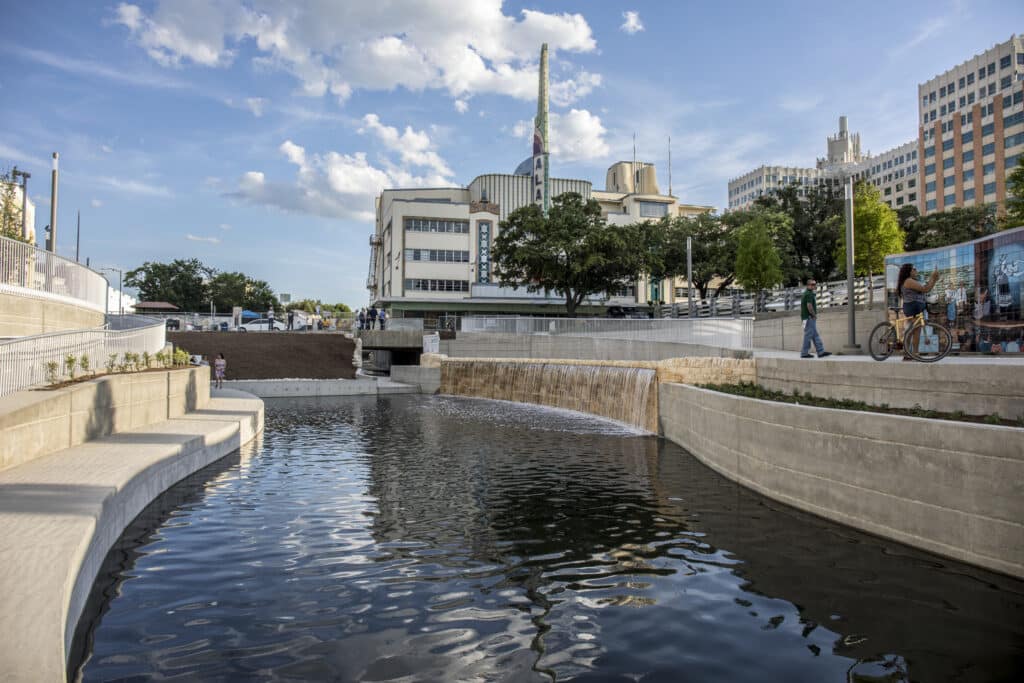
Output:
125 259 281 312
1004 155 1024 228
1 167 29 243
734 215 784 299
493 192 643 317
835 182 904 304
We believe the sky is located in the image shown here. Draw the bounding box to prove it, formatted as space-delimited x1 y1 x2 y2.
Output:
1 0 1022 308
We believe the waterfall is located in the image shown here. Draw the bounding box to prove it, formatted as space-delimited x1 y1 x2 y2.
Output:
440 360 658 433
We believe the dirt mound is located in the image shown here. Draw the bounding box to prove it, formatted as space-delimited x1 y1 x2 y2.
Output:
168 332 356 380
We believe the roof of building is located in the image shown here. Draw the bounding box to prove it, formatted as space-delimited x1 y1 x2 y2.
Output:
134 301 180 311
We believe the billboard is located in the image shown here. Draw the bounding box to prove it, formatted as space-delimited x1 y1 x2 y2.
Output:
884 226 1024 353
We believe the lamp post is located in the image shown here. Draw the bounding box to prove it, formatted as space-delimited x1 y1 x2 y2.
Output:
101 267 123 316
48 153 58 253
842 175 860 353
686 236 694 316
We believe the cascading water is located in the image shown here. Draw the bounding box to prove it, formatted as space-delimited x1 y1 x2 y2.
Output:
440 360 658 432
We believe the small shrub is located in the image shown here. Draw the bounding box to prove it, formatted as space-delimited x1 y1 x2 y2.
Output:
44 361 60 384
173 348 191 367
984 413 1003 425
142 351 152 369
154 351 165 368
64 354 77 380
79 354 90 376
122 352 134 372
106 353 119 374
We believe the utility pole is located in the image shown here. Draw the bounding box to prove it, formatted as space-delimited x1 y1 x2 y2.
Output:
48 153 58 253
76 210 80 262
687 236 694 317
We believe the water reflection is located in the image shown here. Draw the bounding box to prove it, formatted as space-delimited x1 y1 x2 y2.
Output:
75 395 1024 682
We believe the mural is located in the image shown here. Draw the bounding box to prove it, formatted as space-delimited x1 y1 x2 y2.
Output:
885 226 1024 354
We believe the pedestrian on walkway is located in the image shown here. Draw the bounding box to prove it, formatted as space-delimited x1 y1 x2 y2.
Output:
358 308 365 330
369 305 378 329
214 353 226 389
268 306 276 331
288 310 295 330
800 279 831 359
378 308 387 330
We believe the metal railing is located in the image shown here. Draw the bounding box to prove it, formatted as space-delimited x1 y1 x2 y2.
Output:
458 316 753 349
670 275 885 318
0 316 166 397
0 235 108 311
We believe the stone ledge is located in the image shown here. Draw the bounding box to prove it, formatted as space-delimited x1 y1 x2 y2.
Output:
0 389 263 683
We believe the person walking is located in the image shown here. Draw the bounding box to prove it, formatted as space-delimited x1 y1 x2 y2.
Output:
287 310 295 330
368 305 378 330
357 308 365 330
213 353 226 389
800 279 831 359
378 308 387 330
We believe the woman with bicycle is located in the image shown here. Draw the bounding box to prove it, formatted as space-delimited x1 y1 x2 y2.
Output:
897 263 939 360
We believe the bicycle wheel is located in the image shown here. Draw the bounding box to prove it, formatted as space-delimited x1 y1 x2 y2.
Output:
906 322 953 362
868 322 899 361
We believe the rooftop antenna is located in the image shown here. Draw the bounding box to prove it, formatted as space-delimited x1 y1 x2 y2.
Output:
668 135 673 197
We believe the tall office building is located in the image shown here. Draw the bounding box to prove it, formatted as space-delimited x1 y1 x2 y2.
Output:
918 35 1024 214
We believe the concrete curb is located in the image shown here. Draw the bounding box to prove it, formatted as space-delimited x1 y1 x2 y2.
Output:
222 377 419 397
0 389 264 682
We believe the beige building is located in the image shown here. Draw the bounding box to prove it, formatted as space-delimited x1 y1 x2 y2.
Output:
367 160 713 318
1 181 35 244
918 35 1024 214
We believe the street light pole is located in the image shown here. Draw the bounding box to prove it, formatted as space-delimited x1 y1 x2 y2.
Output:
48 153 58 253
843 175 860 352
686 236 694 316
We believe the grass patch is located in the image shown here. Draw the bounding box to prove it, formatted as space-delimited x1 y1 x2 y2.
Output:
698 381 1022 428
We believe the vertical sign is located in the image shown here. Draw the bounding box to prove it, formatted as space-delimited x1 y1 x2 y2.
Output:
477 221 491 283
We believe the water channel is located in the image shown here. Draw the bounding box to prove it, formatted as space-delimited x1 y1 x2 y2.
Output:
74 395 1024 682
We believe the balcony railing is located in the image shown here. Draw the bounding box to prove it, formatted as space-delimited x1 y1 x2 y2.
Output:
0 235 107 311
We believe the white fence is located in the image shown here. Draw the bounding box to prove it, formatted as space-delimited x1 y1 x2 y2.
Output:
670 275 886 318
459 316 754 350
0 235 108 311
0 317 166 397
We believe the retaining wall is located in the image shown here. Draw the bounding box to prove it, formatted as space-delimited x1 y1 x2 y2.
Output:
757 357 1024 418
440 332 750 361
0 368 209 472
222 377 417 397
390 366 441 393
753 306 886 351
659 382 1024 578
0 291 104 338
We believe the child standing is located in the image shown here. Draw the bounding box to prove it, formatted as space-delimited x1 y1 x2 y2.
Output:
214 353 226 389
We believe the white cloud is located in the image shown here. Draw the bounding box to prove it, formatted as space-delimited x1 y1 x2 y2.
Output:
100 144 113 153
550 71 601 107
219 223 231 230
96 175 173 197
229 131 454 221
185 233 221 244
620 11 644 35
778 94 823 113
90 199 103 208
245 97 266 117
114 1 599 105
512 108 609 162
14 45 190 89
454 99 469 114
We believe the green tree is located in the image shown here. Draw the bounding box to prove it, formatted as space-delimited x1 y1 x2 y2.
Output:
1 167 28 243
835 182 905 305
896 205 922 251
734 216 784 308
1002 155 1024 227
754 182 844 282
906 204 997 251
125 258 212 311
723 207 797 285
668 212 740 299
244 278 279 312
493 192 643 317
208 271 248 311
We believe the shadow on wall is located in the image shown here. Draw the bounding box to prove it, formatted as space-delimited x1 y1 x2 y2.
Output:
84 380 115 442
186 371 198 413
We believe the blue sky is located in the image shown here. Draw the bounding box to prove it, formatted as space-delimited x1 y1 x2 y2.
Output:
1 1 1021 308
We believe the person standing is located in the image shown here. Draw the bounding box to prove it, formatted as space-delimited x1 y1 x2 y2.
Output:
213 353 226 389
368 305 378 329
268 306 276 331
379 308 387 330
800 279 832 359
287 310 295 330
357 308 365 330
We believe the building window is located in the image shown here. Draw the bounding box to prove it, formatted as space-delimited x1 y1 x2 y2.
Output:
477 221 491 283
982 122 995 136
617 285 637 298
1019 54 1024 65
404 248 470 263
968 92 975 105
940 104 947 116
989 83 997 96
967 72 975 85
925 163 936 175
964 169 975 182
1006 132 1024 148
927 199 937 211
962 131 973 145
909 192 917 202
940 85 946 98
404 218 470 234
924 145 935 158
884 187 892 196
983 182 996 196
988 62 995 76
908 178 917 188
943 175 955 187
984 162 996 175
943 193 955 205
959 76 966 89
942 138 954 151
1004 95 1013 109
982 142 996 156
926 181 936 193
1015 91 1024 105
404 278 470 292
978 68 986 80
638 201 669 218
1000 55 1012 69
964 188 975 200
1001 75 1012 90
943 157 955 169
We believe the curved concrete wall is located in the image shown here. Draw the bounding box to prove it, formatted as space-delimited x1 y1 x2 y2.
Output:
440 332 750 361
659 383 1024 578
0 291 104 338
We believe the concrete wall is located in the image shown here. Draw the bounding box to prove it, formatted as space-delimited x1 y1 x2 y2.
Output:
390 366 441 393
753 306 886 351
440 332 750 361
0 290 104 338
0 368 209 472
222 377 417 397
757 357 1024 419
659 383 1024 578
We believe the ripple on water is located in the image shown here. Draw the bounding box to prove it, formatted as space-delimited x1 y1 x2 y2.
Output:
73 394 1024 682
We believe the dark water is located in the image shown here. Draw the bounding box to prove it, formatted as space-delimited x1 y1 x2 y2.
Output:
74 395 1024 682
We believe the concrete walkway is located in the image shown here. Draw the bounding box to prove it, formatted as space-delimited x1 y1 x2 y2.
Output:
753 347 1024 364
0 389 263 683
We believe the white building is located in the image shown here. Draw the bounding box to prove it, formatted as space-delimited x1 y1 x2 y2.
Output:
728 117 916 212
1 180 36 244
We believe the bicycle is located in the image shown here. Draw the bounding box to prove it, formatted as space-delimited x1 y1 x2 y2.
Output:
868 310 952 362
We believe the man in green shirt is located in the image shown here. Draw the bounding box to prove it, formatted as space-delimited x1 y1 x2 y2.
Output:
800 279 832 358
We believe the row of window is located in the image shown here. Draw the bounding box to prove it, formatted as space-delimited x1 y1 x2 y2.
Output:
404 218 470 234
923 54 1022 106
404 249 470 263
404 279 470 292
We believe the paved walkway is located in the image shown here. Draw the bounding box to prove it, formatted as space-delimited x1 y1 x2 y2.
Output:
753 348 1024 364
0 389 263 683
